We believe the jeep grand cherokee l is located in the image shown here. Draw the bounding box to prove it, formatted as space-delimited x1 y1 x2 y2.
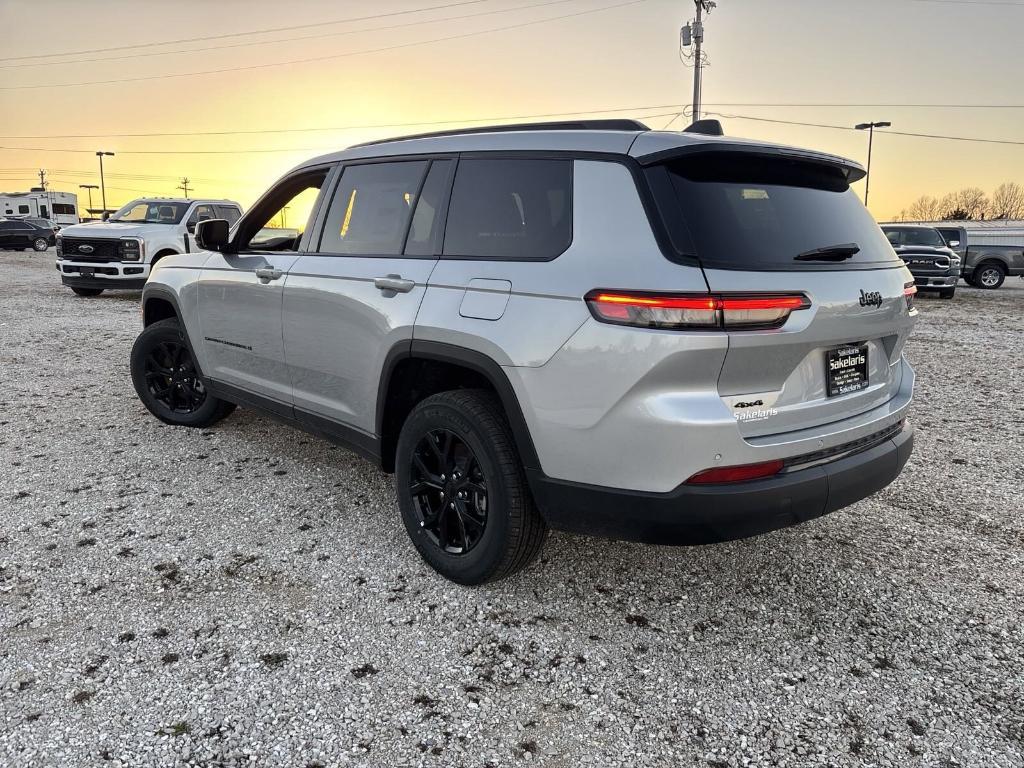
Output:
130 120 917 584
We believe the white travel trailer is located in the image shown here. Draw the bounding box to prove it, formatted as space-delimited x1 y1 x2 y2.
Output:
0 189 79 225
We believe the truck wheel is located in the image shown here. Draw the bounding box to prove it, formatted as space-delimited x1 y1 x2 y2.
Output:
33 238 49 251
71 287 104 297
939 287 956 299
130 318 235 428
975 263 1005 289
395 389 547 585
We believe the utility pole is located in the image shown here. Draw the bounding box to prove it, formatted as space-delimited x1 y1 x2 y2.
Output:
854 121 891 208
680 1 715 122
96 151 115 215
79 184 98 218
38 169 47 189
178 177 192 199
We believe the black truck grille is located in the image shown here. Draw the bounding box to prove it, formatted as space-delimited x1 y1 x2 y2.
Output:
61 238 121 261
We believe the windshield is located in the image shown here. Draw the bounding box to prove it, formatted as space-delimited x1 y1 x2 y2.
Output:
650 153 901 270
110 200 189 224
883 227 946 248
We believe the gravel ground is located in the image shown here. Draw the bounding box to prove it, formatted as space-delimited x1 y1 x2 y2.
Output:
1 250 1022 768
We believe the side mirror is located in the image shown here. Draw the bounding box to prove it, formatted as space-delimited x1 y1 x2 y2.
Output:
195 218 231 252
102 211 110 221
186 222 196 234
948 240 960 247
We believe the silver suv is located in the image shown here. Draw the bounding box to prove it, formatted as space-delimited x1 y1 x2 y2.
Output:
130 120 918 584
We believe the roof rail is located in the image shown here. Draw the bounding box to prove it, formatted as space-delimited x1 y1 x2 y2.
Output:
683 119 725 136
351 119 651 148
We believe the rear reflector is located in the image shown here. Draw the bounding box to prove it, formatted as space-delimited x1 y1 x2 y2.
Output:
686 459 785 485
586 291 809 331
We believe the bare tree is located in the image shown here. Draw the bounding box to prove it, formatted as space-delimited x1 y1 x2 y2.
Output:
905 195 942 221
940 188 990 220
990 182 1024 220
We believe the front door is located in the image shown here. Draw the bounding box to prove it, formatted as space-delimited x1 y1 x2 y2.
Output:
282 158 453 435
197 167 331 410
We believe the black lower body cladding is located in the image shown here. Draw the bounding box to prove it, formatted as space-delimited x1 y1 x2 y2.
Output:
528 423 914 545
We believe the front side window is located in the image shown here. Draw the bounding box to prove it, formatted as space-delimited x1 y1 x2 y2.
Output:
111 200 189 224
215 205 242 225
319 161 429 255
236 169 328 252
443 158 572 260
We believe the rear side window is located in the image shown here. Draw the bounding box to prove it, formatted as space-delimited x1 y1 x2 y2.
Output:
649 153 901 270
319 161 428 255
443 158 571 260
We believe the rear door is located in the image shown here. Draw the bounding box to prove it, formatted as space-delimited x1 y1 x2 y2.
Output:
649 152 915 438
281 157 453 435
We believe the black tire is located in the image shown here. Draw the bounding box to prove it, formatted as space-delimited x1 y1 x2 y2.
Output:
71 287 104 297
32 238 49 251
395 389 547 585
939 287 956 299
974 262 1005 289
130 318 235 428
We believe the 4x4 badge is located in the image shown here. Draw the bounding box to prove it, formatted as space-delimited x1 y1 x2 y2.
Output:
859 289 883 308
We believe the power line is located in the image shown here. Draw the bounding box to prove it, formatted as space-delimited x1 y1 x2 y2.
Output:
703 110 1024 146
0 0 646 91
911 0 1024 5
0 0 585 70
0 0 489 62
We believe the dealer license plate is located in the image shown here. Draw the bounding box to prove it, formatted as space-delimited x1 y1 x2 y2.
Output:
826 344 869 397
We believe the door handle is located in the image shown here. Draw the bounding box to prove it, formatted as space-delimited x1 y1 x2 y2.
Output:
374 275 415 293
255 267 284 282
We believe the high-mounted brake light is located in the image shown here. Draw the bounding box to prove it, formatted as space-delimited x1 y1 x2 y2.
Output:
585 291 810 331
686 459 785 485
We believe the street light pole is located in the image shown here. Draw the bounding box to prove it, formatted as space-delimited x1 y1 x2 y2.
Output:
79 184 98 218
96 151 114 215
854 121 891 208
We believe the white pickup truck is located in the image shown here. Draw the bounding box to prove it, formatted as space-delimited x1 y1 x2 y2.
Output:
55 198 242 296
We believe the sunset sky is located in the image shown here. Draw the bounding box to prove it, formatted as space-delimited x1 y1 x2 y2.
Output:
1 0 1021 220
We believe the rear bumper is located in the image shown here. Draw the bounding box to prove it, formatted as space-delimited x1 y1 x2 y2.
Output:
529 422 913 545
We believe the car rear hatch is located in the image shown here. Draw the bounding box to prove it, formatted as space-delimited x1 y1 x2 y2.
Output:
639 145 915 439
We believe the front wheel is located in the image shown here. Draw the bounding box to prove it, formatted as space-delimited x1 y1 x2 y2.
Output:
975 263 1005 289
939 287 956 299
395 389 547 585
32 238 49 251
71 287 104 297
130 318 235 428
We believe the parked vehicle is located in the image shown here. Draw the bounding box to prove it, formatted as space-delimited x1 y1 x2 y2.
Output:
0 190 78 226
881 225 960 298
130 120 917 584
882 219 1024 289
961 243 1024 289
13 216 61 233
55 198 242 297
0 219 56 251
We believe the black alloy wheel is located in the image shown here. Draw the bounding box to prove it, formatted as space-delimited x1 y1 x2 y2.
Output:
409 428 489 554
143 340 207 414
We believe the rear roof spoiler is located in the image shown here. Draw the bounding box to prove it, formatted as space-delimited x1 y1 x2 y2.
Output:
634 141 867 183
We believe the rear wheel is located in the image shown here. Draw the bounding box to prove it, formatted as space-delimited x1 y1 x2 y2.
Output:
939 287 956 299
130 318 235 428
975 263 1005 289
395 389 546 585
71 287 104 297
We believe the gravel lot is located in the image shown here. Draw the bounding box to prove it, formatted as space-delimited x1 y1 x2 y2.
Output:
1 250 1022 768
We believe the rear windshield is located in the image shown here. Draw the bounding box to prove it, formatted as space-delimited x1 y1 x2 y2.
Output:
648 153 900 270
883 227 946 248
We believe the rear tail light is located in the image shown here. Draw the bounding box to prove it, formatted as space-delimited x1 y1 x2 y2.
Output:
686 459 784 485
585 291 809 331
903 281 917 311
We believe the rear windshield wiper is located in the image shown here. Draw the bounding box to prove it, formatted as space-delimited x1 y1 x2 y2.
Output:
794 243 860 261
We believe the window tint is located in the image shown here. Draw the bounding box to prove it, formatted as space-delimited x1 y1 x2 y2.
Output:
187 204 216 226
882 227 945 248
0 222 15 230
443 158 572 260
404 160 453 257
216 205 241 225
319 161 428 255
936 228 962 246
652 154 901 270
